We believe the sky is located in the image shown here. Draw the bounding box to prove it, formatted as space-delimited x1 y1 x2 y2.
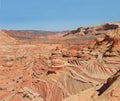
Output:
0 0 120 31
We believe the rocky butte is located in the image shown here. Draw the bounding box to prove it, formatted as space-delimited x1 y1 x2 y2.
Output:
0 22 120 101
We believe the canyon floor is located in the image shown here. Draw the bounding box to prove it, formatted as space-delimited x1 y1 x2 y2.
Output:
0 22 120 101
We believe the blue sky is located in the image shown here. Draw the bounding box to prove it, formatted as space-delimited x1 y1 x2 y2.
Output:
0 0 120 31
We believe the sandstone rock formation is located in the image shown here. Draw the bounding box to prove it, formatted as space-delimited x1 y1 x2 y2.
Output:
93 27 120 58
64 23 119 37
95 71 120 101
0 22 120 101
0 31 16 45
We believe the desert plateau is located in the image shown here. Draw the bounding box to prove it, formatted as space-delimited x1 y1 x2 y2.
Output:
0 22 120 101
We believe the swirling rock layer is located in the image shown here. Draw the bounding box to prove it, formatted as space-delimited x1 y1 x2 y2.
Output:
0 23 120 101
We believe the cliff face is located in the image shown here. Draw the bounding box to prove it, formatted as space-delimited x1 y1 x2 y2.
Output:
0 22 120 101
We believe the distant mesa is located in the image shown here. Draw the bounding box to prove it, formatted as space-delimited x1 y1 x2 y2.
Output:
63 23 119 37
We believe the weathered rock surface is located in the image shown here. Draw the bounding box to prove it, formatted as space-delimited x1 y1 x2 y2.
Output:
64 23 119 37
0 22 120 101
95 71 120 101
0 31 16 45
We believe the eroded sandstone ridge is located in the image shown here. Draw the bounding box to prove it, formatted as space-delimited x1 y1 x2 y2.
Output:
0 22 120 101
0 31 17 45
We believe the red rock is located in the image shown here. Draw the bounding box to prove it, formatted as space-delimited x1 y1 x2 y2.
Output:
0 22 120 101
0 31 17 45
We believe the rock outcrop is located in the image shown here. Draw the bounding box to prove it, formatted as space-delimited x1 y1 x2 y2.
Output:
64 23 119 37
95 71 120 101
93 27 120 57
0 31 16 45
0 22 120 101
